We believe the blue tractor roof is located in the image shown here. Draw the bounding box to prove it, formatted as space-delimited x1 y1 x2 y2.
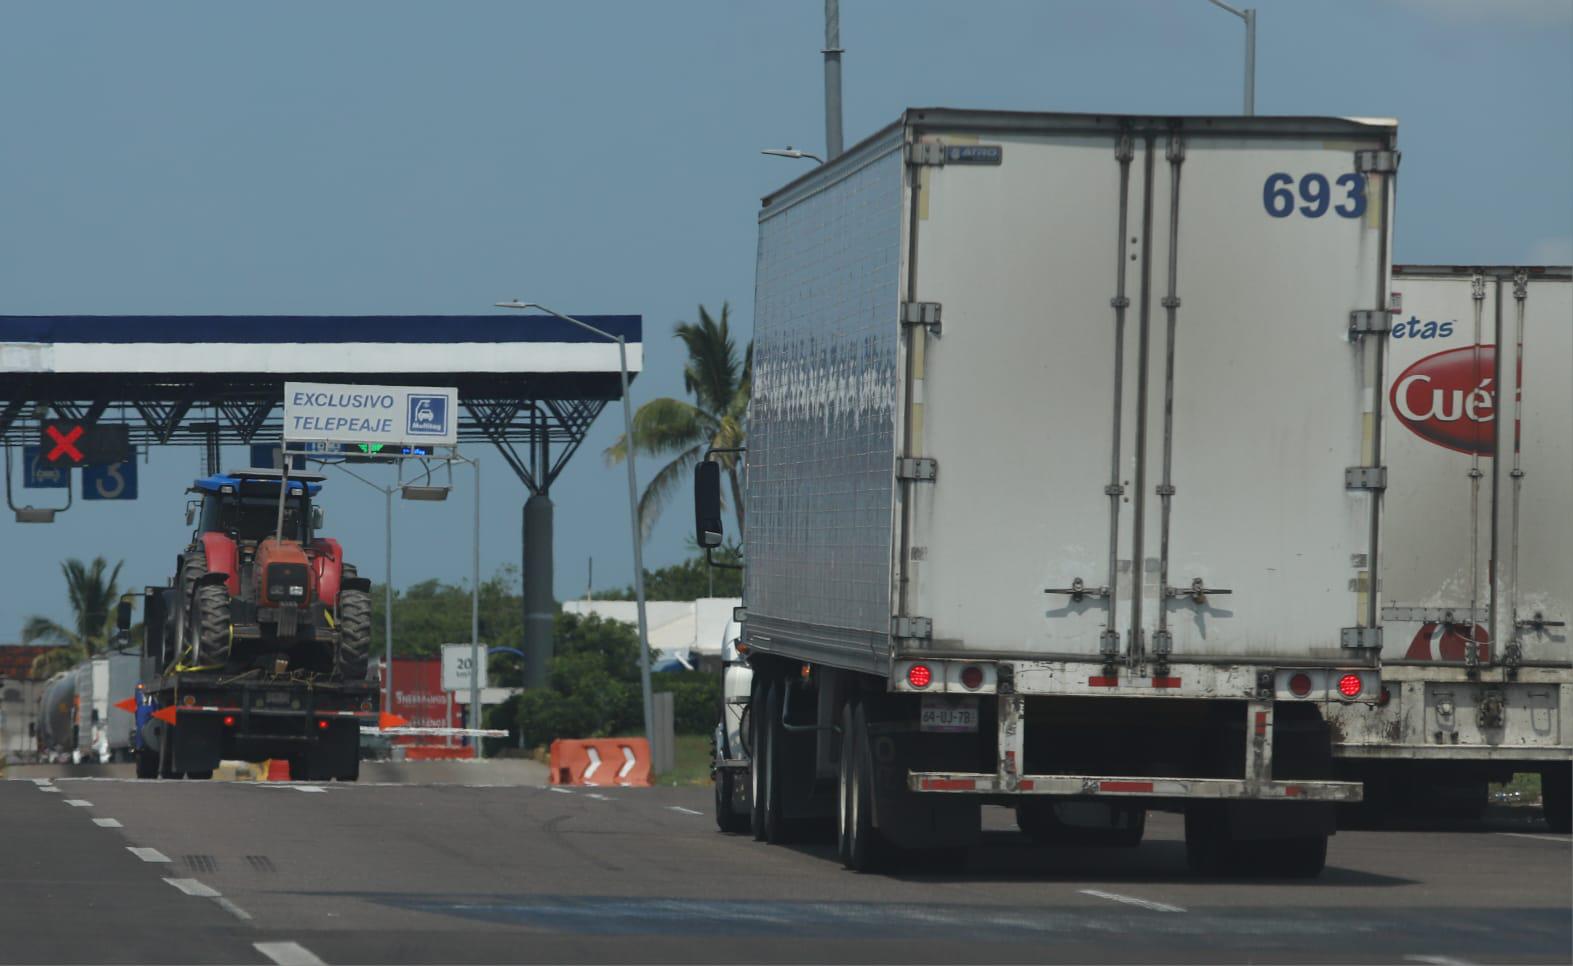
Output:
192 469 323 496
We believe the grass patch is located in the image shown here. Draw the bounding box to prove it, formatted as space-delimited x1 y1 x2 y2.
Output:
655 733 714 787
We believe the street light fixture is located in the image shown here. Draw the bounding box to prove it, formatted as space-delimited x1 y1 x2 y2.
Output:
761 147 824 165
1206 0 1256 115
493 300 654 746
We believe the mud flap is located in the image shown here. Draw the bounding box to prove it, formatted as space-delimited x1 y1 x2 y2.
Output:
867 719 981 850
171 715 223 775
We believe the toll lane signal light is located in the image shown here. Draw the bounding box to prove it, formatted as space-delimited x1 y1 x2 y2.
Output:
39 422 131 467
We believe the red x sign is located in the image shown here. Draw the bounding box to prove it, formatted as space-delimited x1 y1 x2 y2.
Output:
44 424 85 464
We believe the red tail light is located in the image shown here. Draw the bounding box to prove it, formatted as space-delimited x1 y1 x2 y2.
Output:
907 664 932 689
1288 673 1313 697
317 719 330 730
960 666 984 690
222 715 236 727
1337 674 1363 698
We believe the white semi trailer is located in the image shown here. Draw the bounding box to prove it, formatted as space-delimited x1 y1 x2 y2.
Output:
1326 265 1571 831
699 109 1401 877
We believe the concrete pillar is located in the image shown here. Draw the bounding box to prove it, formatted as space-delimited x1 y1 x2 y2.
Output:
523 492 555 689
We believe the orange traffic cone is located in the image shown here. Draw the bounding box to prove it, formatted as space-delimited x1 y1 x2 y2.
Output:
264 759 291 781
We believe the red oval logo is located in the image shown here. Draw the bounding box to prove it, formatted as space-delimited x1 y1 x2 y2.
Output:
1390 345 1495 456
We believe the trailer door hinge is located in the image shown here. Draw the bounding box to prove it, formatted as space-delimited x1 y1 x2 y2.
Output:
1345 466 1387 490
1341 626 1383 649
901 301 942 334
1348 309 1391 339
1383 605 1486 624
892 616 932 641
897 457 938 482
1354 149 1400 174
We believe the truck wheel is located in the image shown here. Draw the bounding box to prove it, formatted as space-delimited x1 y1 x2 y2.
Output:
1542 764 1571 834
844 700 888 873
1184 802 1237 876
335 586 372 680
157 733 182 780
182 552 232 667
1260 833 1328 878
760 681 791 844
186 770 213 780
749 677 770 841
135 748 158 779
837 701 855 863
714 767 748 834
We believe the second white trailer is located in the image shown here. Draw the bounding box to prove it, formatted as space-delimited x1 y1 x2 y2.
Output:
1326 265 1571 830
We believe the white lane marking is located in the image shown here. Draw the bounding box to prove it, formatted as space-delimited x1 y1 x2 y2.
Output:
549 787 574 794
64 799 94 807
585 792 612 801
38 785 62 793
128 847 171 863
1495 832 1571 844
215 897 253 921
294 785 327 793
30 778 53 786
1078 889 1185 913
667 806 703 816
1404 955 1474 965
93 818 123 828
163 877 220 897
254 941 327 965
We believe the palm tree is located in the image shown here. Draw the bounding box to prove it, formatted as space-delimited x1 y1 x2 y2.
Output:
24 557 125 678
606 302 750 541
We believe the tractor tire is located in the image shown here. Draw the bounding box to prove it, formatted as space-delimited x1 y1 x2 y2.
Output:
181 551 232 667
335 587 372 681
135 748 159 780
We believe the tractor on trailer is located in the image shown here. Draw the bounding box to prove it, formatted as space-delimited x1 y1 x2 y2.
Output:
129 468 379 781
1327 265 1572 831
701 109 1402 877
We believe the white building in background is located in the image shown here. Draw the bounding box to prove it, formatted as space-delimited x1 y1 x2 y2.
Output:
562 597 741 668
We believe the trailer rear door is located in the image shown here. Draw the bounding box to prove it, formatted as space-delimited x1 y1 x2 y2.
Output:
903 115 1395 665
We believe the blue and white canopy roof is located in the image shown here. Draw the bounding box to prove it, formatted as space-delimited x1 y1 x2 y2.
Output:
0 315 641 375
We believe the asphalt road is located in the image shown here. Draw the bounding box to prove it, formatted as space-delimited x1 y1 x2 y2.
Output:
2 767 1568 965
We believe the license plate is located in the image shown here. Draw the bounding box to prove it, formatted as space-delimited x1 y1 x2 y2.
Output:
920 695 979 733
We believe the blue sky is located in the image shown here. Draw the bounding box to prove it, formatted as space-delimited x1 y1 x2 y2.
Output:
2 0 1569 642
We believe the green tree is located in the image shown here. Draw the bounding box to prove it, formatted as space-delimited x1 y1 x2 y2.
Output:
369 566 525 660
593 548 743 601
605 302 750 540
24 557 125 677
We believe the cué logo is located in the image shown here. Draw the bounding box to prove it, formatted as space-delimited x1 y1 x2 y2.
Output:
1390 345 1495 456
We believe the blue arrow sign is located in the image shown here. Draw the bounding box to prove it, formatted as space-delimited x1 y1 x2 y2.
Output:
82 450 138 501
22 445 69 488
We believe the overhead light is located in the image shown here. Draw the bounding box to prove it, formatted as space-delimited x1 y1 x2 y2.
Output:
400 485 450 502
15 508 56 523
761 147 824 164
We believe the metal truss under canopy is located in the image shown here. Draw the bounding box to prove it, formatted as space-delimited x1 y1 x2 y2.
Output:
0 315 641 494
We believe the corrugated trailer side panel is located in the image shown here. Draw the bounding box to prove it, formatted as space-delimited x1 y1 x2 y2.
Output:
745 126 906 670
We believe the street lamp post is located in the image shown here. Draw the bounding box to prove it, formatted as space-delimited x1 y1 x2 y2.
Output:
325 466 398 711
494 301 654 744
1206 0 1256 115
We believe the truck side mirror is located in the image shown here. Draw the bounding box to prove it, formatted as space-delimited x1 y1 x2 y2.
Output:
185 501 197 527
694 460 724 549
116 599 133 631
311 506 324 531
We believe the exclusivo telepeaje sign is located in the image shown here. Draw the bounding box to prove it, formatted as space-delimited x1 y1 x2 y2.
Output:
283 381 458 446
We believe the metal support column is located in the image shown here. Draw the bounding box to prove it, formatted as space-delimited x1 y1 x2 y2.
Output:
523 492 554 689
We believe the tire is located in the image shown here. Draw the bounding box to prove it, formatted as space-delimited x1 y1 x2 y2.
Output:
182 551 232 667
837 701 855 864
335 587 372 681
714 767 749 834
135 748 158 780
185 770 213 780
844 701 887 873
749 677 769 841
1542 764 1571 834
760 681 790 844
